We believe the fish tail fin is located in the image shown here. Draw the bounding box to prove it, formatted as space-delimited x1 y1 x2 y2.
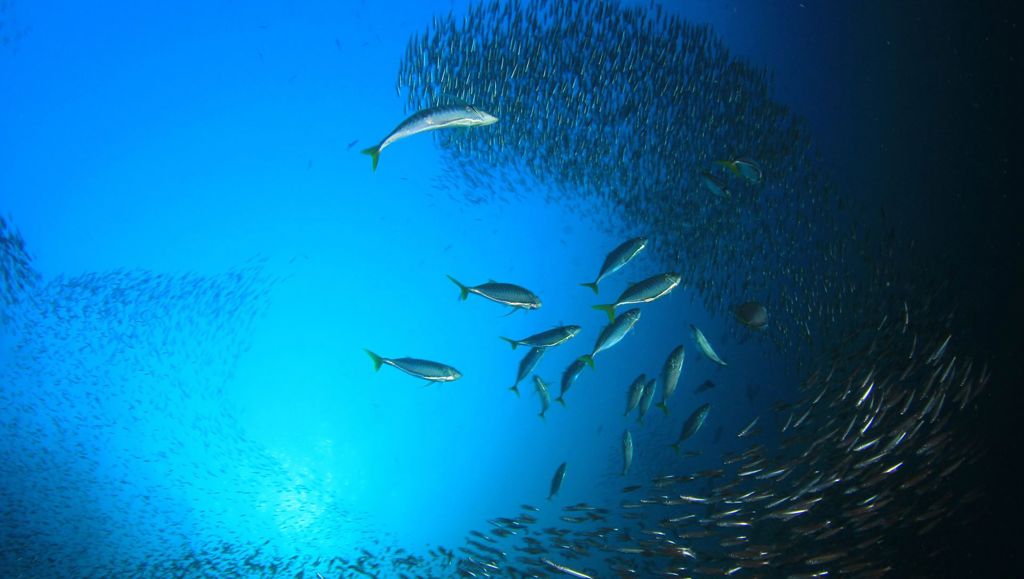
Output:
499 336 518 350
555 396 565 406
361 145 381 171
447 275 470 300
670 443 681 455
364 349 384 371
578 355 594 369
580 282 599 294
592 304 615 322
656 402 669 416
637 416 644 425
538 411 546 421
509 384 520 397
715 159 740 177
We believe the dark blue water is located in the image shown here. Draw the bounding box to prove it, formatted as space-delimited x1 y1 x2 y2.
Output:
2 1 1019 577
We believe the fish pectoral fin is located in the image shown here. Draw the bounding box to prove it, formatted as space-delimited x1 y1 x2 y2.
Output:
501 307 520 317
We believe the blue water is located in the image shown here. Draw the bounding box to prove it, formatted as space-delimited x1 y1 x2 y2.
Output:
2 0 1018 577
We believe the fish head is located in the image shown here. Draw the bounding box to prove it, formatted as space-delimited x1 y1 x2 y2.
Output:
450 368 463 381
471 108 499 125
567 325 582 336
667 272 682 285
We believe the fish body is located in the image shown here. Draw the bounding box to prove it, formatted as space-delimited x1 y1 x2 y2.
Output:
364 350 462 382
701 172 730 197
501 325 581 350
672 403 711 451
362 104 498 171
734 301 768 329
622 430 634 476
717 157 763 184
447 275 541 310
694 379 716 394
624 374 647 416
579 308 641 368
655 345 685 415
691 324 727 366
510 347 546 396
534 375 551 419
548 462 567 500
557 357 587 406
592 273 680 321
637 378 657 423
581 237 648 294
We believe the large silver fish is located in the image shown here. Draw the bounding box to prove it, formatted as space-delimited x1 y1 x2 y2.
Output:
579 308 641 368
580 237 648 294
716 157 764 184
655 345 685 415
690 324 727 366
622 430 634 476
592 272 680 322
364 349 462 382
734 301 769 329
637 378 657 424
510 347 545 397
624 374 647 416
534 375 551 419
361 104 498 171
447 275 541 310
548 461 567 500
500 325 581 350
557 357 587 406
671 402 711 452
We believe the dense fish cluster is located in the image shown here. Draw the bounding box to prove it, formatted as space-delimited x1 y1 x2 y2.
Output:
0 249 404 576
396 0 895 368
0 216 38 326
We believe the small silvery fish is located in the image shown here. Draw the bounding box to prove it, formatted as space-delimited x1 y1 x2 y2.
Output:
557 357 587 406
500 325 581 350
672 403 711 452
361 104 498 171
580 237 647 294
510 347 545 397
534 375 551 419
548 461 567 500
364 349 462 382
691 324 727 366
655 345 685 415
447 275 541 310
579 308 641 368
592 272 680 321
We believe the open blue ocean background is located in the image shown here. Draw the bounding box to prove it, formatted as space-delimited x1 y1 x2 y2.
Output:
2 1 1019 577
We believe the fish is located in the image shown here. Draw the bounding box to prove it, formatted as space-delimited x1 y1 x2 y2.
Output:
361 104 498 171
446 275 541 310
580 237 647 294
622 430 633 476
578 308 641 368
655 345 685 415
542 558 593 579
510 347 545 397
534 375 551 419
500 325 581 350
716 157 764 184
700 171 730 197
734 301 769 329
592 272 680 321
548 462 567 500
364 350 462 382
624 374 647 416
671 403 711 452
691 324 727 366
637 378 657 424
556 357 587 406
694 379 715 394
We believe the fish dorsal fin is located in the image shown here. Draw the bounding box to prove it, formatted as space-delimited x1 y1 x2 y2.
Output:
443 93 477 111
